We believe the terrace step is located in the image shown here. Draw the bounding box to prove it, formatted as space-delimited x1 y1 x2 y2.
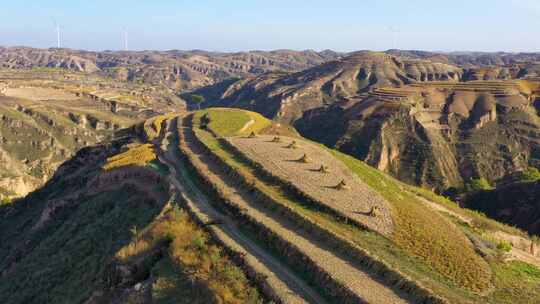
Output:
159 117 322 304
178 115 416 304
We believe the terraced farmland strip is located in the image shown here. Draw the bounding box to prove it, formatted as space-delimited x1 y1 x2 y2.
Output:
160 117 325 304
192 110 493 303
227 135 394 236
179 116 415 304
191 121 454 304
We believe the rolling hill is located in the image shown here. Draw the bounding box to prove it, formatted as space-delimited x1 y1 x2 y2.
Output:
3 108 540 303
0 47 342 91
192 52 540 192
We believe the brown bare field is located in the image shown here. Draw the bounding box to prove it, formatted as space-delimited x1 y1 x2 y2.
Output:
228 135 394 236
4 87 79 101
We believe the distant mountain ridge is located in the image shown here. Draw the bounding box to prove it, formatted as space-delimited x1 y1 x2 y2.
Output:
0 47 343 91
3 46 540 92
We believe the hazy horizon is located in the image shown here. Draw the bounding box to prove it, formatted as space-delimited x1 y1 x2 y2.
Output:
4 46 540 55
1 0 540 53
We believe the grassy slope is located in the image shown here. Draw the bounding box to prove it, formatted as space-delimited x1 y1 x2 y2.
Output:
116 204 262 304
489 260 540 304
328 149 491 291
199 108 271 137
0 184 163 304
408 186 526 237
195 107 540 303
0 124 264 304
102 143 157 171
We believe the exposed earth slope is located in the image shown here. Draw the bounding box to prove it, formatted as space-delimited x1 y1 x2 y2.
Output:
0 69 184 200
195 51 540 191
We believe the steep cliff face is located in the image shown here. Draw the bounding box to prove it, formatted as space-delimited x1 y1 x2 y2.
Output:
296 82 540 191
196 51 540 191
203 51 463 124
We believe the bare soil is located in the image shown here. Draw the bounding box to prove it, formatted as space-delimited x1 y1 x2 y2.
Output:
228 135 394 236
4 87 79 101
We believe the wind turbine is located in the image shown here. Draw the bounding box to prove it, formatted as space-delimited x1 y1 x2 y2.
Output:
123 27 128 51
52 18 62 48
388 26 399 50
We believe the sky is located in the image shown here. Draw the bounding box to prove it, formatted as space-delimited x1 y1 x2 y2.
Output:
1 0 539 53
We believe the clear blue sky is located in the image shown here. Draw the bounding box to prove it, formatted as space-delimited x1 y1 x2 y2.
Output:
1 0 539 52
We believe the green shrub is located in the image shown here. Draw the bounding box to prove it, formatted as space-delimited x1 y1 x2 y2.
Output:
191 94 205 110
497 240 513 252
191 232 206 250
465 177 492 192
520 167 540 182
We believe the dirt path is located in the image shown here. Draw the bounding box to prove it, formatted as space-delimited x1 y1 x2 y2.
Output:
180 118 412 304
157 117 324 304
415 195 473 225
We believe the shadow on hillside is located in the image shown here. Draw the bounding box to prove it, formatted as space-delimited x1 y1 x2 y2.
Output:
0 135 170 304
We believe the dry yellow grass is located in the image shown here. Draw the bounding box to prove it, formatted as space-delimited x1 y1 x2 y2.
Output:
331 150 492 292
116 205 262 303
143 114 179 140
102 143 156 171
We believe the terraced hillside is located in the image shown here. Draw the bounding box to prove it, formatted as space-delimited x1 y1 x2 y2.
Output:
194 51 540 192
0 69 184 200
0 118 266 304
3 107 540 303
197 51 463 123
192 109 540 303
294 80 540 191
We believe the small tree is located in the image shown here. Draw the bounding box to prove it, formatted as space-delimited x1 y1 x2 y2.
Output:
465 177 492 192
191 94 205 110
520 167 540 182
130 226 140 251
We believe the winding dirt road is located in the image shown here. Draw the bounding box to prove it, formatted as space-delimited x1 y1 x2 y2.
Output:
157 117 327 304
